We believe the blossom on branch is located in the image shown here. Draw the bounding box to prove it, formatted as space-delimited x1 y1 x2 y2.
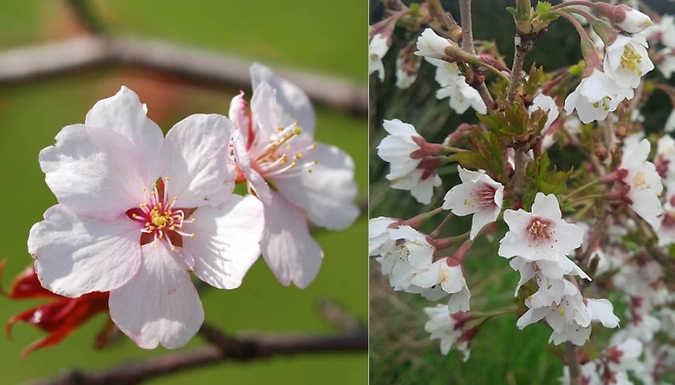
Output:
369 33 390 81
230 63 359 288
377 119 442 204
563 68 634 124
423 304 476 361
603 34 654 89
28 86 265 349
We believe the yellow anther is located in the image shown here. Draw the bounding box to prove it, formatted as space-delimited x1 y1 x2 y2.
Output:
292 127 302 135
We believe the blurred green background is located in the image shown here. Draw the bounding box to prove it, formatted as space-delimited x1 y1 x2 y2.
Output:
0 1 367 384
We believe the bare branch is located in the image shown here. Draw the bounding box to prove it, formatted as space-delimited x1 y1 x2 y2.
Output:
25 327 367 385
0 36 367 116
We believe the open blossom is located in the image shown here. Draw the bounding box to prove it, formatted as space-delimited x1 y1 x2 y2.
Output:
442 166 504 240
425 58 487 115
618 139 664 229
375 225 435 291
424 305 476 361
230 63 358 288
499 193 585 262
28 86 265 349
603 34 654 89
410 245 471 313
369 216 399 256
369 33 390 81
377 119 442 204
563 68 634 124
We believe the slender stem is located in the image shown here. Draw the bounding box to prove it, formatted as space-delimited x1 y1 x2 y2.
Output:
430 211 454 238
550 0 594 11
564 178 602 200
458 0 495 110
459 0 476 54
506 35 532 105
577 204 610 267
566 342 583 385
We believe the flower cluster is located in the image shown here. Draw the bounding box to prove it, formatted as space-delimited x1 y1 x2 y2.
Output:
14 63 358 352
370 0 675 381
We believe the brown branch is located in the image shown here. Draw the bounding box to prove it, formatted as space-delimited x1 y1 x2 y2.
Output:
0 36 367 116
26 324 366 385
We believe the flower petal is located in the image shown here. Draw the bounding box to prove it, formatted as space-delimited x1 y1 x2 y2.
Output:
250 63 316 135
260 191 323 288
39 125 148 220
29 205 141 297
160 114 236 208
84 86 164 173
274 142 358 230
109 241 204 349
188 195 264 289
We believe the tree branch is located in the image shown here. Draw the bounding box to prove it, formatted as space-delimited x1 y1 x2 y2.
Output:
0 36 367 116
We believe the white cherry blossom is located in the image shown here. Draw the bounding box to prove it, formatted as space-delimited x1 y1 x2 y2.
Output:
423 304 473 360
618 138 664 229
377 119 442 204
499 193 585 262
230 63 359 288
376 225 434 291
410 257 471 313
442 166 504 240
425 58 487 115
29 86 264 349
563 69 634 124
603 34 654 89
369 33 390 81
415 28 451 61
528 94 559 134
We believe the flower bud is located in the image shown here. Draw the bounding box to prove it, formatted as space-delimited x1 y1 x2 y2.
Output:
593 3 653 33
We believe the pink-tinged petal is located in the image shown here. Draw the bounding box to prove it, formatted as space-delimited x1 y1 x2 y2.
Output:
160 114 235 208
274 142 358 230
84 86 164 173
187 195 264 289
109 241 204 349
260 191 323 288
39 125 148 220
250 83 279 142
232 129 271 203
229 92 251 145
29 205 141 297
250 63 316 135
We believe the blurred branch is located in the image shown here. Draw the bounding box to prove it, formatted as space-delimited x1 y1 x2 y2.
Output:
64 0 106 35
0 35 367 116
25 303 367 385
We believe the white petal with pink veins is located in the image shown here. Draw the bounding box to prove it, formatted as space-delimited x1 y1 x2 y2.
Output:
39 125 148 220
260 191 323 288
110 241 204 349
274 142 358 230
187 195 264 289
29 204 141 297
84 86 164 173
160 114 235 208
250 63 316 135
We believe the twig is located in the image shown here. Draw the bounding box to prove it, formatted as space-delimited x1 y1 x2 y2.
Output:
25 326 367 385
566 342 582 385
0 36 368 116
458 0 495 110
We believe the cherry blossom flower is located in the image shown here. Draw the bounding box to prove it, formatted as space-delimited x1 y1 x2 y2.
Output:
425 58 487 115
1 262 110 358
377 119 442 204
603 34 654 89
230 64 358 288
593 3 653 33
375 225 435 291
28 86 265 349
368 216 399 256
369 33 390 81
415 28 451 60
617 139 664 229
442 167 504 240
563 68 634 124
499 193 585 262
410 256 471 313
423 304 476 361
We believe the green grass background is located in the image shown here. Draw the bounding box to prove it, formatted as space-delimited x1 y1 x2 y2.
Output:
0 1 367 384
